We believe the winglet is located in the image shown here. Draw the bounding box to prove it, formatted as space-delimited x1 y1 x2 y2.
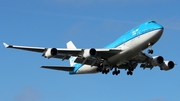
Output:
3 42 10 48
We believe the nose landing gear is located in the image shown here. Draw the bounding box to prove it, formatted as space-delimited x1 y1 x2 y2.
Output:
148 43 154 54
148 49 153 54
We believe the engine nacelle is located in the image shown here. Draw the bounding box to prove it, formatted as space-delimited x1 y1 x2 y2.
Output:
160 61 175 71
43 48 57 58
82 48 97 58
151 56 164 66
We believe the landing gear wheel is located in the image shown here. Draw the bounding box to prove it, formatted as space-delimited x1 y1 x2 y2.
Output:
129 71 133 75
148 49 153 54
105 69 109 74
112 71 115 75
112 69 120 75
148 43 154 54
102 69 109 74
116 72 118 75
102 71 105 74
96 68 102 72
127 71 133 76
117 70 120 74
127 71 129 75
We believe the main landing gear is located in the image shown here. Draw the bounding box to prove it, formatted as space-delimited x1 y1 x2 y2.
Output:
126 68 133 75
148 43 153 54
97 68 110 74
96 65 120 75
97 63 134 76
112 68 120 75
96 63 110 74
127 71 133 75
97 64 103 72
102 69 110 74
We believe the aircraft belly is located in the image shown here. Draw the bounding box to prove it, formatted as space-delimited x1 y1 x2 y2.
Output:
108 49 133 66
76 65 98 74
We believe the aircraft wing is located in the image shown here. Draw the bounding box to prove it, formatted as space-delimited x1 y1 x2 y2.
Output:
3 42 122 63
113 52 160 70
131 52 151 63
130 52 161 69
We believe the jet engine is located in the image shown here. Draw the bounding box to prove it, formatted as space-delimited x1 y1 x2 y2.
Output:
160 61 175 71
151 56 164 66
43 48 58 58
82 48 97 58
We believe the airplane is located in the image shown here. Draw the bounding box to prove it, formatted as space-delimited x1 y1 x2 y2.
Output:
3 20 175 76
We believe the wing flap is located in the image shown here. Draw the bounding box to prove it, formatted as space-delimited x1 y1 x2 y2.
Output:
74 57 99 66
41 66 74 71
96 49 122 58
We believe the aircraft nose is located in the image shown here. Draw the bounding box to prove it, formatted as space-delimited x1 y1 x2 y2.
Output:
156 25 164 36
159 25 164 30
157 26 164 33
155 23 164 30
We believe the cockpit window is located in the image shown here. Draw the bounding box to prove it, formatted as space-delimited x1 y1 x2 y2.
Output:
148 21 156 23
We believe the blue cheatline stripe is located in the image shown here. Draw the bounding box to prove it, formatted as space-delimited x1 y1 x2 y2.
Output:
69 21 163 74
105 21 163 48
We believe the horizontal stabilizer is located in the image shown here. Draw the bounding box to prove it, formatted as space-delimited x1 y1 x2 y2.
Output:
41 66 74 72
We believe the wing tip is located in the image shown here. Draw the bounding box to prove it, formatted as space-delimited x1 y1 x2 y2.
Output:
41 66 46 68
3 42 9 48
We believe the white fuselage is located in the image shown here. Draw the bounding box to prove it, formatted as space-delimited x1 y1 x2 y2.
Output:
76 29 163 74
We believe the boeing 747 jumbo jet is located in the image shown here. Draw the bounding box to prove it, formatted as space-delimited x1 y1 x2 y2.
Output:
3 21 175 76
